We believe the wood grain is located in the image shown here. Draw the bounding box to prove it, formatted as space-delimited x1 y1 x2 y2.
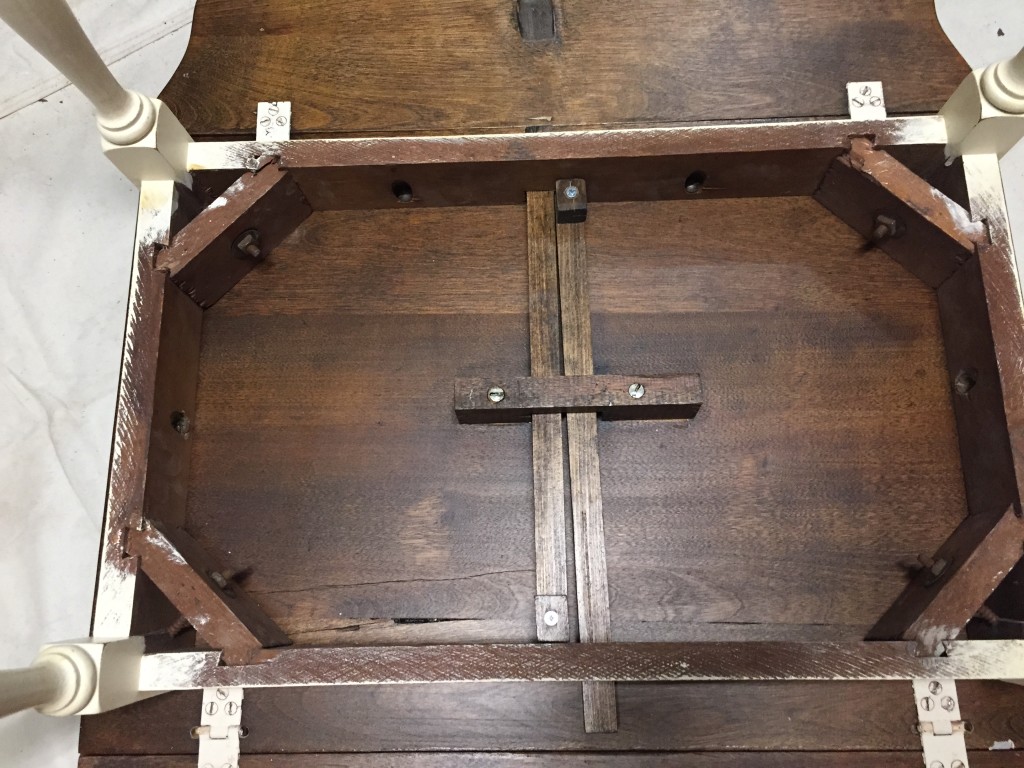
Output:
160 0 966 137
80 680 1024 754
77 754 1024 768
455 374 703 423
813 140 985 288
156 161 312 307
555 180 616 732
869 506 1024 649
128 523 291 664
526 191 569 642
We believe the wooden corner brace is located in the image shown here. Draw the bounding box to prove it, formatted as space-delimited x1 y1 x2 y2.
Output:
814 137 988 288
155 159 312 308
868 506 1024 653
127 521 290 664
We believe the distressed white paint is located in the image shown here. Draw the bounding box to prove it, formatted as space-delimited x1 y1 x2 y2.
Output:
91 179 176 639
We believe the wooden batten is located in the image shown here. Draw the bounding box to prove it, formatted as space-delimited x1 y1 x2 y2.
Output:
454 374 703 423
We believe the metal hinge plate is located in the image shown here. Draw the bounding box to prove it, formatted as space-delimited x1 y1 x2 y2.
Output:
256 101 291 141
913 679 969 768
195 686 244 768
847 81 887 120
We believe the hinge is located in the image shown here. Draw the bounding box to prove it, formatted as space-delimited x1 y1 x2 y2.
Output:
194 687 244 768
847 81 887 120
913 679 969 768
256 101 291 141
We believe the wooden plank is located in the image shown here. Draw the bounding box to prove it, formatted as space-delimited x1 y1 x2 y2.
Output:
156 160 312 307
159 0 966 137
868 507 1024 651
79 680 1024 755
455 374 703 423
139 640 1024 689
937 257 1018 518
526 191 569 643
554 179 616 732
77 752 1024 767
813 139 987 288
128 523 291 664
92 182 196 639
189 119 948 211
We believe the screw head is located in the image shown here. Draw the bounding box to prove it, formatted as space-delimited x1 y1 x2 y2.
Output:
215 688 229 700
941 696 956 711
205 701 219 715
860 84 873 96
929 762 944 768
487 386 506 403
564 185 579 199
952 761 966 768
543 610 559 627
928 681 943 695
920 696 935 711
628 383 646 399
869 96 883 107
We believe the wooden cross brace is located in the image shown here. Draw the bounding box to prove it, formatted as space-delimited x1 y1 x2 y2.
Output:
455 180 703 732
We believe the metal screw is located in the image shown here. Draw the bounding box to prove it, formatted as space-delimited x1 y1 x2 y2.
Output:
929 762 944 768
543 610 559 627
927 681 942 694
871 214 900 244
920 696 935 711
869 96 883 107
225 701 241 716
210 572 229 589
860 85 873 96
487 386 506 403
952 761 965 768
563 185 579 199
628 383 646 399
205 701 219 716
930 558 949 578
941 696 956 711
234 229 262 260
215 688 229 700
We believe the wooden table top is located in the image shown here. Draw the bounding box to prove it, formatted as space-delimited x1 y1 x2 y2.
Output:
161 0 967 139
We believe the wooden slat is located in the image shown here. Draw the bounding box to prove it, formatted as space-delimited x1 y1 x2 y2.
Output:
455 374 703 423
139 640 1024 688
80 680 1024 755
77 752 1024 767
527 191 569 643
128 523 291 664
813 139 987 288
937 257 1019 518
159 0 966 137
868 506 1024 651
554 179 616 732
156 160 312 307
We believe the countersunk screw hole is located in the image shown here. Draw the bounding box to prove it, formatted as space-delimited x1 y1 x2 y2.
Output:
954 368 978 396
171 410 191 436
685 170 707 194
392 180 414 203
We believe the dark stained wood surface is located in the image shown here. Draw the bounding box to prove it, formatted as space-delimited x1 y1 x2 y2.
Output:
161 0 967 138
454 374 703 422
84 196 975 754
79 754 1024 768
80 680 1024 754
526 190 569 642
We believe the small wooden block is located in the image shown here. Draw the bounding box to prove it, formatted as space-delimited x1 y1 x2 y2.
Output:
128 522 291 664
156 160 312 307
517 0 556 42
555 178 588 224
454 374 703 423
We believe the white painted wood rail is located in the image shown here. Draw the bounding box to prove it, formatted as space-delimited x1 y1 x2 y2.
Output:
0 0 192 182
